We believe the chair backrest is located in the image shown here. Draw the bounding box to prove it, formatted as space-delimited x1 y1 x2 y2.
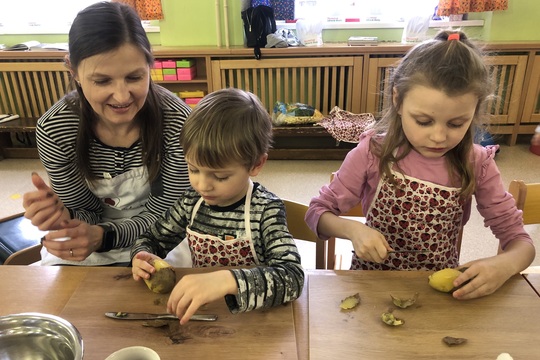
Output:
282 199 328 269
3 244 42 265
508 180 540 225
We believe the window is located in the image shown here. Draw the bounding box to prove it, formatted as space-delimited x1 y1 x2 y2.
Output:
273 0 483 30
293 0 439 23
0 0 102 34
0 0 158 35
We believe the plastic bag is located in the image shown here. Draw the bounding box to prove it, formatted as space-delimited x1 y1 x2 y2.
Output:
295 18 323 47
272 101 324 126
318 107 376 143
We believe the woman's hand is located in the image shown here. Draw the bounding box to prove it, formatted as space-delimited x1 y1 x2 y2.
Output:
23 172 70 230
167 270 237 325
132 251 161 281
40 219 104 261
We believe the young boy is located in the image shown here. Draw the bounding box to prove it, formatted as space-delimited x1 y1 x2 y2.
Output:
131 88 304 324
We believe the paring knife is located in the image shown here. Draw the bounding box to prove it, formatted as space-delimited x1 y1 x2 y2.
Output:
105 312 218 321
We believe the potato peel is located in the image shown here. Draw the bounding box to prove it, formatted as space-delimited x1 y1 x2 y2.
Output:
340 293 361 310
390 292 419 309
381 311 404 326
442 336 467 346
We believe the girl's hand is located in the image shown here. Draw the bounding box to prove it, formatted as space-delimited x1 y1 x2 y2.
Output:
132 251 160 281
23 172 70 230
40 219 103 261
451 257 513 300
349 224 391 263
167 270 237 325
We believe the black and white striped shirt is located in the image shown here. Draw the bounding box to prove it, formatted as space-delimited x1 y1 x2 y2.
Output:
131 183 305 313
36 86 191 249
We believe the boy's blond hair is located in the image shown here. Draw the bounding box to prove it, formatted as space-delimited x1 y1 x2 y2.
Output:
180 88 273 169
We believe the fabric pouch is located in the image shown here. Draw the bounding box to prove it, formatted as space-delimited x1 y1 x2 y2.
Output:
318 106 376 143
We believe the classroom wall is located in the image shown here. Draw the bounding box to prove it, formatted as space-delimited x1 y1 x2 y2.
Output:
0 0 538 47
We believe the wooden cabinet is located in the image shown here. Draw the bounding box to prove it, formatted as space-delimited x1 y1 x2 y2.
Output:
1 43 539 160
363 53 530 145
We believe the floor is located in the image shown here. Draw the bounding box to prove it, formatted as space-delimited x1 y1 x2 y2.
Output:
1 141 539 269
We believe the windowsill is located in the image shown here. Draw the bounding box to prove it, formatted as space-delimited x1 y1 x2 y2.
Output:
0 22 160 35
277 19 484 30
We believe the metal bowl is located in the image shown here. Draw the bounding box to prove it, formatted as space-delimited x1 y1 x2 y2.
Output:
0 312 83 360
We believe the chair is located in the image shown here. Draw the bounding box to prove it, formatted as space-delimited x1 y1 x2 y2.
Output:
282 199 330 269
507 180 540 273
326 172 365 270
0 212 45 264
3 244 42 265
508 180 540 225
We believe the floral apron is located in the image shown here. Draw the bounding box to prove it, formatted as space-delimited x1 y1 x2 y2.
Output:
187 181 259 268
351 170 464 271
41 166 150 266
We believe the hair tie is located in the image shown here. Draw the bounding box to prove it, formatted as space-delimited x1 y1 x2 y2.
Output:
448 33 460 41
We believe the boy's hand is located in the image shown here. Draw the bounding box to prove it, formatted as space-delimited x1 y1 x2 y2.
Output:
132 251 160 281
167 270 237 325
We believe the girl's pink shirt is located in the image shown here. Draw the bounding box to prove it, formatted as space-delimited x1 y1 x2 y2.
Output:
305 132 532 250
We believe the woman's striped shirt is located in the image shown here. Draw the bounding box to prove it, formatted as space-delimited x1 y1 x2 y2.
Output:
35 86 191 249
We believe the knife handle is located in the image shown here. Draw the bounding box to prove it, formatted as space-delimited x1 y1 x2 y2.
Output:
190 314 218 321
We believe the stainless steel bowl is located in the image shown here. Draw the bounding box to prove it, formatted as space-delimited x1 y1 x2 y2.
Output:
0 312 83 360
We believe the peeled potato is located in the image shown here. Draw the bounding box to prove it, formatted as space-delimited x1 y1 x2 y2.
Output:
144 259 176 294
428 268 463 293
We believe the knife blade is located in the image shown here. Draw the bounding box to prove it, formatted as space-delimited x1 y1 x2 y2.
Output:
105 312 218 321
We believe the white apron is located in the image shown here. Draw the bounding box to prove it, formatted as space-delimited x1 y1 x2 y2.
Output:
186 181 259 268
41 166 153 266
350 169 464 271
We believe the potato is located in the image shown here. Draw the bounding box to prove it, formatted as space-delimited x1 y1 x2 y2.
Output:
144 259 176 294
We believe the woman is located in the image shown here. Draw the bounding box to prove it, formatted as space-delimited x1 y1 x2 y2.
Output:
22 2 191 266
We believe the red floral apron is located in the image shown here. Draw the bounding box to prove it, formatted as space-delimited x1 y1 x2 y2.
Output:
351 171 464 271
186 181 259 268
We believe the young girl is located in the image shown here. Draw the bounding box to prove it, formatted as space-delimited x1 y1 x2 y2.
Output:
305 30 535 300
131 88 304 324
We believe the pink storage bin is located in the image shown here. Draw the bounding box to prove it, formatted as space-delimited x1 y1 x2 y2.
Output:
161 60 176 68
184 97 202 105
177 66 197 80
153 60 163 69
163 74 177 81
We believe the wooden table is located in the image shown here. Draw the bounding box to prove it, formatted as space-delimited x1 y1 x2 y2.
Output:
2 267 539 360
523 272 540 297
0 266 299 360
306 270 540 360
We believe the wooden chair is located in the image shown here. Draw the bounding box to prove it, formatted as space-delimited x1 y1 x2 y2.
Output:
282 199 330 269
326 172 365 270
508 180 540 225
507 180 540 274
3 244 42 265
